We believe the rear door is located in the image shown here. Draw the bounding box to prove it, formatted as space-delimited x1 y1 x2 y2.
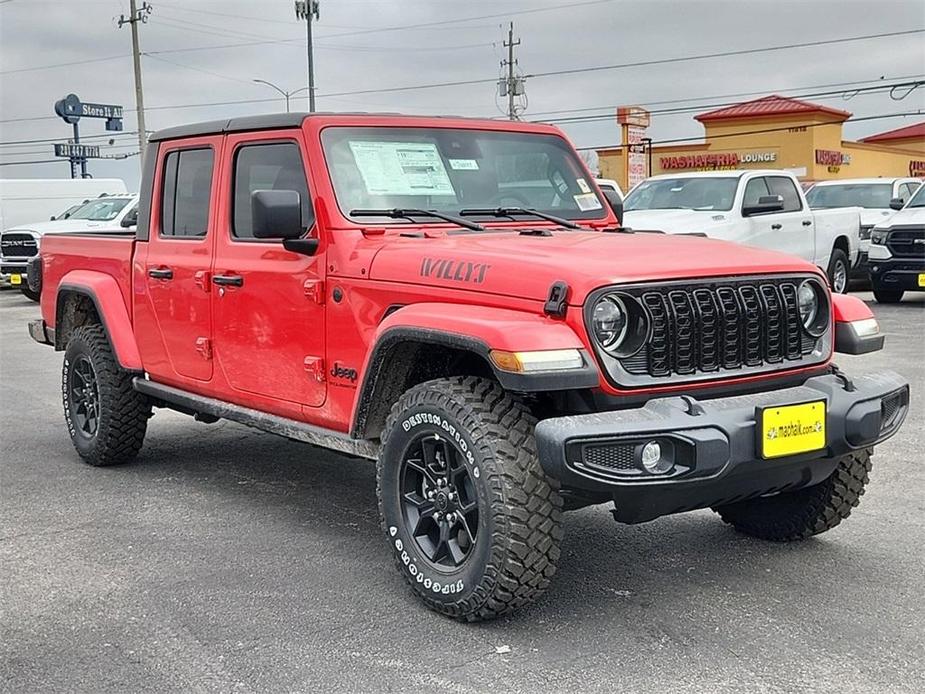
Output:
211 131 326 408
138 138 220 383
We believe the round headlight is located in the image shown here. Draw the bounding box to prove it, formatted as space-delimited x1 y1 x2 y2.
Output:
591 295 628 349
797 281 818 327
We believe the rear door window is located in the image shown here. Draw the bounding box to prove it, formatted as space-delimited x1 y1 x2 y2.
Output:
160 148 214 237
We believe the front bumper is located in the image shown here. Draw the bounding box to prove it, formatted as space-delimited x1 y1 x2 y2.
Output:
535 371 909 523
869 258 925 291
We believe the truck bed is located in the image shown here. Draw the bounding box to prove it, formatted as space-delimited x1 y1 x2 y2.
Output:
39 232 136 329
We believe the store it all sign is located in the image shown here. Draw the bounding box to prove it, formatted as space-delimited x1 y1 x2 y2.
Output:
660 151 777 170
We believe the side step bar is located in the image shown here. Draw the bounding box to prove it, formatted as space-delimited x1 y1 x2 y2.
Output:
133 378 379 460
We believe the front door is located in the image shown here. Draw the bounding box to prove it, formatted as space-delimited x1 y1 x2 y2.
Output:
745 175 813 262
139 139 220 383
211 132 326 408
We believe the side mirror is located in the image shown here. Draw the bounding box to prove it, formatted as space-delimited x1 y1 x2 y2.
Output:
742 194 784 217
120 208 138 228
889 197 905 211
50 216 56 221
601 188 623 224
252 189 304 240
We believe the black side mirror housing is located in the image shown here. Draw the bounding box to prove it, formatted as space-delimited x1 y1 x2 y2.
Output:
889 197 905 211
742 194 784 217
252 189 304 240
120 209 138 228
601 188 624 224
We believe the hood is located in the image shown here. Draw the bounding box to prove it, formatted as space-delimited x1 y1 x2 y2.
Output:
622 208 735 235
876 206 925 228
858 208 896 227
3 218 120 235
368 229 821 304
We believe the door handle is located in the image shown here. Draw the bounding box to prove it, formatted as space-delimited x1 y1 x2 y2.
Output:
770 223 782 230
148 267 173 279
212 274 244 287
802 220 812 226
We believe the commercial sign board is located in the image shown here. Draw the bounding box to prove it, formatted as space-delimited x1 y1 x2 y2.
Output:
659 150 778 171
908 160 925 177
617 106 651 128
814 149 851 166
53 143 101 159
54 93 123 131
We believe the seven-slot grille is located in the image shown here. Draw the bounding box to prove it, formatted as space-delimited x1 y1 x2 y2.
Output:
885 227 925 258
0 233 38 259
613 277 820 380
582 442 636 472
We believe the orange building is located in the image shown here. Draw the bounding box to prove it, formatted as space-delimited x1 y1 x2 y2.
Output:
597 95 925 191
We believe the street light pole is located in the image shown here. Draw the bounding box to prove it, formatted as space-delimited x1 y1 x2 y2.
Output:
294 1 320 112
253 80 310 113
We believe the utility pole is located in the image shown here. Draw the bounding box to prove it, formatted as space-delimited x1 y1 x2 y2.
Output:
118 1 152 163
294 1 320 112
500 22 523 120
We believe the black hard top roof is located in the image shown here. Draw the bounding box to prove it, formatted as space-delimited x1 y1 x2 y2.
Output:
148 112 499 143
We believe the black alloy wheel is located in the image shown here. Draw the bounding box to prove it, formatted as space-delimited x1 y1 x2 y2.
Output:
400 432 479 570
69 355 101 438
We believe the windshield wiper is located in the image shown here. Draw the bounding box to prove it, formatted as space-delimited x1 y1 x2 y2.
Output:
350 208 484 231
459 207 581 230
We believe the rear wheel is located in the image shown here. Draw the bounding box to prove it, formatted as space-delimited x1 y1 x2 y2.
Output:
63 324 150 466
827 248 849 294
713 450 871 541
377 376 563 621
873 288 904 304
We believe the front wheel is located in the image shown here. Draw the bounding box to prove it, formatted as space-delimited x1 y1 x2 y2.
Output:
20 284 40 302
827 248 850 294
377 376 563 621
712 450 871 541
63 324 151 466
873 288 904 304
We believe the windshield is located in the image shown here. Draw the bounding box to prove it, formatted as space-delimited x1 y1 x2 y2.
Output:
624 177 738 212
806 183 893 209
906 184 925 208
66 197 132 221
320 127 606 222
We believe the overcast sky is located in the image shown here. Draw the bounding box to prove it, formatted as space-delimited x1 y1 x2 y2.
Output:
1 0 923 189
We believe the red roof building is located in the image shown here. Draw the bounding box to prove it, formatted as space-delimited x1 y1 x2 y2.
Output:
860 122 925 144
695 95 852 123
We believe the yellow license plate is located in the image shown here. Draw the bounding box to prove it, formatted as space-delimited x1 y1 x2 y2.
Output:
9 273 21 285
759 400 826 459
918 273 925 288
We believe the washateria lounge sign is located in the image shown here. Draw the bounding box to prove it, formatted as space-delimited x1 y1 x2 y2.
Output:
660 151 778 170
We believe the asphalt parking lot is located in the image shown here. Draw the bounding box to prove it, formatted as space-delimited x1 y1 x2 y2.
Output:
1 288 923 694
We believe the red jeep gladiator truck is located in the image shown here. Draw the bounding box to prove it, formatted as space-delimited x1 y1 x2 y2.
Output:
29 113 909 621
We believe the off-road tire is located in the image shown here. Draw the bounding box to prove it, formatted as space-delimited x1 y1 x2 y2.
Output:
377 376 563 621
827 248 850 294
713 450 872 541
63 324 150 466
20 284 40 302
872 288 904 304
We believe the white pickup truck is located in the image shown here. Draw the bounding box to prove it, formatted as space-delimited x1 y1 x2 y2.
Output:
1 193 138 300
623 170 861 293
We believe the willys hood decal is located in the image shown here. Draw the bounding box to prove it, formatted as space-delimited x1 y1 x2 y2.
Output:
369 230 820 304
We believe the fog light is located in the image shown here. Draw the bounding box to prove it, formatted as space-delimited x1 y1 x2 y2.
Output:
640 440 672 474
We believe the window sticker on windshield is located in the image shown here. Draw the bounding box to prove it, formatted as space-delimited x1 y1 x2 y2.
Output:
448 158 479 170
553 171 569 194
348 141 456 196
574 193 602 211
576 177 591 194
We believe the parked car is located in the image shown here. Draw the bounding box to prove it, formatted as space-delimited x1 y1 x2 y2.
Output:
806 177 922 278
868 182 925 303
29 113 907 621
622 170 862 293
1 193 138 300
